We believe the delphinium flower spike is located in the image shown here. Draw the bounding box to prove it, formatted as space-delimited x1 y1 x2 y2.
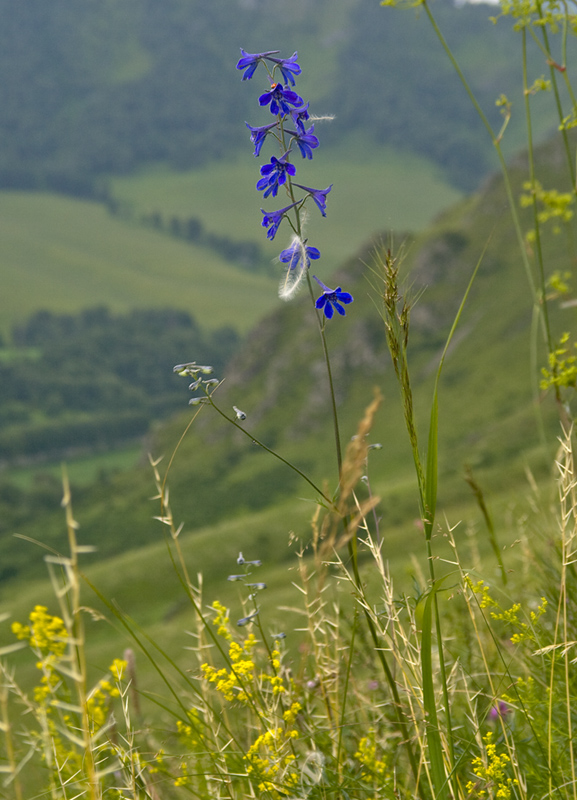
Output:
239 47 352 313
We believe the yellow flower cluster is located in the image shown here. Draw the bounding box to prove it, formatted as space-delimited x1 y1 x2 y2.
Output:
86 660 127 731
541 333 577 391
283 702 302 725
201 634 256 703
210 600 232 640
174 760 191 787
261 646 288 695
467 578 547 644
12 606 71 708
176 708 201 748
491 0 568 32
520 180 574 240
12 605 68 658
466 732 518 800
148 748 165 776
33 672 60 705
245 724 300 797
355 732 389 780
547 270 572 297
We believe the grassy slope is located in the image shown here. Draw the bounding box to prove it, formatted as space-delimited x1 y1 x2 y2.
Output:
0 137 572 691
0 468 545 693
2 139 570 575
0 192 277 338
0 143 460 341
109 141 463 270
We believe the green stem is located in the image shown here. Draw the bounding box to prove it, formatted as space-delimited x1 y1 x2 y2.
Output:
532 1 576 189
207 394 334 507
305 271 343 477
522 28 556 358
422 0 537 303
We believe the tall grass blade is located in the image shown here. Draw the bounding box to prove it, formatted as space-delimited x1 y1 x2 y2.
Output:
424 237 488 538
421 583 449 800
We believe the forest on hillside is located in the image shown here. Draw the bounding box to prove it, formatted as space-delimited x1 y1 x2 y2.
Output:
0 308 238 462
0 0 548 193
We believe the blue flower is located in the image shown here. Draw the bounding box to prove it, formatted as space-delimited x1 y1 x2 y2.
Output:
279 239 321 270
256 152 296 199
290 103 310 134
293 183 333 216
245 121 278 156
286 125 319 160
259 84 303 116
236 49 280 80
313 276 353 319
267 52 301 86
261 202 299 240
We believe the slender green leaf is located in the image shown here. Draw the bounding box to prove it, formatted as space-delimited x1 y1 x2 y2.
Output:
421 584 449 800
424 237 489 540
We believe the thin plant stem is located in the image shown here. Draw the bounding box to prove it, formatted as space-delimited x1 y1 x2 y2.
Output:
421 1 539 305
61 470 100 800
305 270 343 478
533 0 576 189
0 687 23 800
206 394 335 507
521 28 556 362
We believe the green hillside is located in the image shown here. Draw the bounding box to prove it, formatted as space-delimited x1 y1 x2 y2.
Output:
1 132 572 589
0 142 461 337
0 0 567 193
0 192 277 338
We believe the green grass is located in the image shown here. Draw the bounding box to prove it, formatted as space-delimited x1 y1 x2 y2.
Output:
0 192 277 338
0 465 531 677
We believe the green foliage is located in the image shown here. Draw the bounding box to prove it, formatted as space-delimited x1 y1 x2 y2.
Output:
0 307 238 461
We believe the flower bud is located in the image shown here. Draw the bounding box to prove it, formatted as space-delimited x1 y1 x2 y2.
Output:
233 405 247 421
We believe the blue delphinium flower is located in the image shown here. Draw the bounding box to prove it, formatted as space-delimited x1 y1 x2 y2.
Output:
245 122 278 157
259 84 303 116
293 183 333 216
290 103 310 134
266 52 301 85
280 239 321 271
278 237 321 300
236 49 280 80
261 202 299 240
313 276 353 319
286 125 319 160
256 152 296 199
